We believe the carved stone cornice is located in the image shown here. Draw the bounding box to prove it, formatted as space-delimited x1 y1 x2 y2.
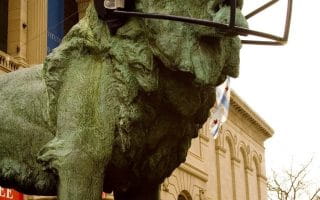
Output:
230 91 274 139
0 51 27 72
179 162 208 182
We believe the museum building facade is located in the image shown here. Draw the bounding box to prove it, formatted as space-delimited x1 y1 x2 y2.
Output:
0 1 273 200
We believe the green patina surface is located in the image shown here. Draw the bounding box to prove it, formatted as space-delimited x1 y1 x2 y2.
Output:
0 1 247 199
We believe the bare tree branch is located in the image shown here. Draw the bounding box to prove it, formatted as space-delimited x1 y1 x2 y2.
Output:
310 187 320 200
268 159 319 200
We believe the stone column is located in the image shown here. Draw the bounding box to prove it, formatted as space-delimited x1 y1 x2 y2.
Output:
215 144 226 200
257 174 267 200
7 0 28 64
76 0 91 19
245 167 253 200
231 156 240 200
27 0 48 65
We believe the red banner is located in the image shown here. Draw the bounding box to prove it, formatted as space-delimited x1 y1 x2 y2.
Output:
102 192 108 199
0 187 23 200
0 187 107 200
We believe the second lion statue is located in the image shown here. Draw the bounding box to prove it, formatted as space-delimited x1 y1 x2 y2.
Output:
0 0 247 199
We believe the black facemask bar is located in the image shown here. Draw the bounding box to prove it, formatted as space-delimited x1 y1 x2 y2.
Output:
95 0 293 46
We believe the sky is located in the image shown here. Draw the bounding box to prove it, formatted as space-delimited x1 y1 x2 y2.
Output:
231 0 320 180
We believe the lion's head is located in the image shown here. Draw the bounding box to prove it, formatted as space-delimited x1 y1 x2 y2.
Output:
41 0 247 193
43 1 246 129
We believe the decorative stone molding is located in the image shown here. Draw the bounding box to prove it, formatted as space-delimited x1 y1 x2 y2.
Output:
230 91 274 139
231 156 240 163
162 178 170 192
215 145 226 154
199 132 209 142
245 166 254 172
179 162 208 182
257 174 268 182
199 189 209 200
0 51 27 72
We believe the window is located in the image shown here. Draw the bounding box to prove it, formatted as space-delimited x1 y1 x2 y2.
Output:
178 194 188 200
178 190 192 200
0 0 8 52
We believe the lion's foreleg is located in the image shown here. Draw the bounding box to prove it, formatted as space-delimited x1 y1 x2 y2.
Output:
57 158 105 200
38 128 113 200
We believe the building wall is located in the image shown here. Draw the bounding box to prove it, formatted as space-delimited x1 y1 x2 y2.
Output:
0 1 273 200
0 0 84 72
160 92 272 200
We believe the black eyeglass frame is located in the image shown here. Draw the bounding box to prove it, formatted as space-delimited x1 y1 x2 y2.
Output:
99 0 293 46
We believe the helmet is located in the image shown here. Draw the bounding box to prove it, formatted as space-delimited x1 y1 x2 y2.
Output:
94 0 292 45
94 0 134 34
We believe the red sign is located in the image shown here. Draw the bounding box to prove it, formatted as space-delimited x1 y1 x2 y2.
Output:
0 187 23 200
102 192 108 199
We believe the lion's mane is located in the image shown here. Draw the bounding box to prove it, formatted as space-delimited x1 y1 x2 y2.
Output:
43 3 155 130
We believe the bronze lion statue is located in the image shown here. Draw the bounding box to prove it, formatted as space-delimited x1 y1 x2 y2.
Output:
0 0 247 199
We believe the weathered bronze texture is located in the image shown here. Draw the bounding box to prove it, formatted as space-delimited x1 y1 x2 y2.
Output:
1 1 253 199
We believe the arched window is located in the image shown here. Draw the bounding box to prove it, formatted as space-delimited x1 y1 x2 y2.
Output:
178 190 192 200
0 0 8 52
